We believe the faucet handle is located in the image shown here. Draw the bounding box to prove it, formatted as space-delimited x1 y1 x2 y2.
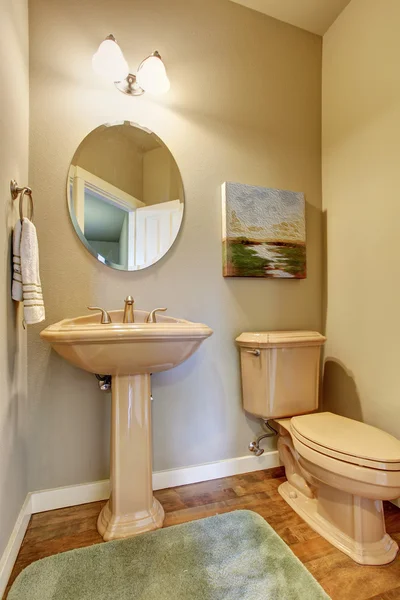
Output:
87 306 112 324
146 308 167 323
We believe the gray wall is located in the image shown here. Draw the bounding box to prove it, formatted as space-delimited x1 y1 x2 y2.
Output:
0 0 29 554
28 0 322 491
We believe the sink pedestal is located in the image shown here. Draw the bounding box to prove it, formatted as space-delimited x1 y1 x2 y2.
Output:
97 374 164 541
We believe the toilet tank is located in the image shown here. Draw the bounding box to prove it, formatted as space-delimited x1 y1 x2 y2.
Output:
236 331 326 420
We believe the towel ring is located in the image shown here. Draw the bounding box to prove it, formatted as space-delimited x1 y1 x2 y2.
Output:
19 188 34 222
10 179 34 222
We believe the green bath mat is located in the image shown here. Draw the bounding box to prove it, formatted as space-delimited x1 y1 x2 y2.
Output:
9 510 329 600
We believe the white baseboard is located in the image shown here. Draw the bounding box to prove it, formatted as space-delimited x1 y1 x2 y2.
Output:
153 451 280 491
30 451 280 514
30 479 111 514
0 495 32 599
0 451 280 596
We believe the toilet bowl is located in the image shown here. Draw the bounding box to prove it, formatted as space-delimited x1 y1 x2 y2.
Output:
277 413 400 564
236 331 400 565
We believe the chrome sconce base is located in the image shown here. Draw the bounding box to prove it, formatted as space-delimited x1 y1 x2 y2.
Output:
115 74 144 96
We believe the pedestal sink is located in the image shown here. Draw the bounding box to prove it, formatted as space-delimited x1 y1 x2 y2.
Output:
40 308 213 540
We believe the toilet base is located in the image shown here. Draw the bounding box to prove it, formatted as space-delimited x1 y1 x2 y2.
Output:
279 481 399 565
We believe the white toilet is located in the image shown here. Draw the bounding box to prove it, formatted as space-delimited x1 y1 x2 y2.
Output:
236 331 400 565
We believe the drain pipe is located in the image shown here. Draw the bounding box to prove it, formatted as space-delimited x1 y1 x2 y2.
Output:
95 374 155 398
95 374 111 392
248 420 278 456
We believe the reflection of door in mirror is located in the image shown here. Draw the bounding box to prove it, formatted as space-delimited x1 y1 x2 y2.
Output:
67 122 185 271
69 165 183 270
136 200 183 267
69 166 143 269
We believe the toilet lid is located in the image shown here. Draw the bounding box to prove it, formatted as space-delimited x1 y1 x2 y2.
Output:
291 412 400 470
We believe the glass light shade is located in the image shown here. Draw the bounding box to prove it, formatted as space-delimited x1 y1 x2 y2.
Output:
92 38 129 83
136 54 170 95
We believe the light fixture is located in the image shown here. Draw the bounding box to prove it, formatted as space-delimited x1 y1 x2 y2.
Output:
136 52 170 95
92 35 129 83
93 35 170 97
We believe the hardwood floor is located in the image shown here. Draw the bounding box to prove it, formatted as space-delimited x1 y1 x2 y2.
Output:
5 467 400 599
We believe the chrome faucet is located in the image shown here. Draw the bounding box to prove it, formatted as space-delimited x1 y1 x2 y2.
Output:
123 295 135 323
146 308 167 323
87 306 112 324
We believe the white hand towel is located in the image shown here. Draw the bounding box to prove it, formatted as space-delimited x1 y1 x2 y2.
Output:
12 217 45 325
12 219 23 301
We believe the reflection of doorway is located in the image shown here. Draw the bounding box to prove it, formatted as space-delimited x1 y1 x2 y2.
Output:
84 193 127 264
69 166 183 269
69 166 143 268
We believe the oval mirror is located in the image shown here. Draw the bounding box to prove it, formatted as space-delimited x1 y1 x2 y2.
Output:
67 121 184 271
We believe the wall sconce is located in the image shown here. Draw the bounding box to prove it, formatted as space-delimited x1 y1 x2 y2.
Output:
92 34 170 96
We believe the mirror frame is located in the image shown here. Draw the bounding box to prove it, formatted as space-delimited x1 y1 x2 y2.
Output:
66 121 185 271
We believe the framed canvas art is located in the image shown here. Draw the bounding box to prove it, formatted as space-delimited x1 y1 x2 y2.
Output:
222 182 306 278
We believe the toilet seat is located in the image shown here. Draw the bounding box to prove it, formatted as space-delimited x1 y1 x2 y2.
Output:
291 412 400 471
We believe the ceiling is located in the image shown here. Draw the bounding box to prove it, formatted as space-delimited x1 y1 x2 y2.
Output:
230 0 351 35
117 123 161 153
99 123 160 154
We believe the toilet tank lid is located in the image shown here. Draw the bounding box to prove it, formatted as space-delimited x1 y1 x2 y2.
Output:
235 331 326 348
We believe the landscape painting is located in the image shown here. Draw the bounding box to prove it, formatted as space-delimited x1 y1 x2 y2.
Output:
222 182 306 278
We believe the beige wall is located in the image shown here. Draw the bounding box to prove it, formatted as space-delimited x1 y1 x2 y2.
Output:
28 0 322 491
0 0 29 554
142 147 181 205
322 0 400 437
74 127 144 199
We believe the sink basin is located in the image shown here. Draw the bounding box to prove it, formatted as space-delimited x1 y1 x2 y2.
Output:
41 308 213 541
40 309 213 375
